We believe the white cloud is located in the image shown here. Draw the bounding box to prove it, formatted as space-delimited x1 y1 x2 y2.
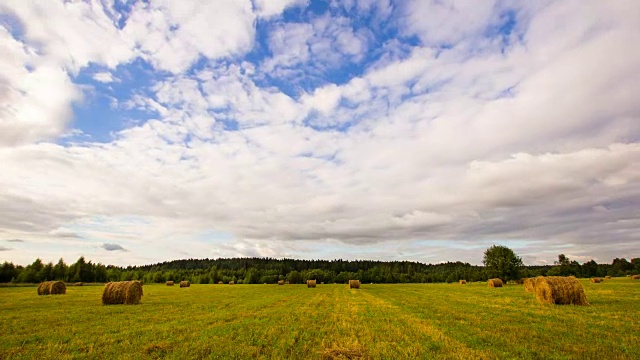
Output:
0 27 81 146
262 15 370 79
123 0 256 73
93 72 117 83
254 0 308 18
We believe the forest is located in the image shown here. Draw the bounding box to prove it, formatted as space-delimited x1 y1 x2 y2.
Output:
1 253 639 285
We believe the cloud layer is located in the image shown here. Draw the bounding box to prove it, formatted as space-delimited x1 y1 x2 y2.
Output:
0 0 638 266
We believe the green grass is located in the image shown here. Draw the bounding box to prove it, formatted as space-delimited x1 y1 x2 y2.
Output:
1 278 639 359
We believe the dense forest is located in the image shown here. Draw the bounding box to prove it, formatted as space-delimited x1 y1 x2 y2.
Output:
1 253 639 284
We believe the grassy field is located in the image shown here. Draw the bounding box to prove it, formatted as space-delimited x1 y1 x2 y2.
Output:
1 279 639 359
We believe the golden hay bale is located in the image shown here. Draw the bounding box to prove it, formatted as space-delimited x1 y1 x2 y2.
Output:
349 280 360 289
534 276 588 306
459 280 467 284
604 276 612 280
179 281 190 288
487 278 503 288
632 275 640 280
590 278 602 283
37 282 49 295
37 281 66 295
524 278 536 293
166 281 174 286
321 282 324 285
218 281 223 284
133 280 143 295
74 282 84 286
102 281 143 305
278 280 284 285
307 280 317 288
229 281 234 285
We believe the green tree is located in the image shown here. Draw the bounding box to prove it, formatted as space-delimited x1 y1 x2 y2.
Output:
482 245 523 281
53 258 68 281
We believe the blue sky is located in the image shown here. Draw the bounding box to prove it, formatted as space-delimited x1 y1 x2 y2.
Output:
1 0 639 267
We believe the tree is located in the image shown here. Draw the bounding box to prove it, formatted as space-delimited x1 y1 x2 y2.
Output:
482 245 523 281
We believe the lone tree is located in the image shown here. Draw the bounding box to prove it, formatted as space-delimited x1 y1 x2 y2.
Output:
483 245 523 281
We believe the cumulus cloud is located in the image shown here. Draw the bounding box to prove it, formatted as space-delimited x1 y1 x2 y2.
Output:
102 243 127 252
123 0 256 73
93 72 117 83
254 0 308 18
0 1 638 266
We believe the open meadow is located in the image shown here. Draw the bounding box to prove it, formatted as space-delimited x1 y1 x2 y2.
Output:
1 278 639 359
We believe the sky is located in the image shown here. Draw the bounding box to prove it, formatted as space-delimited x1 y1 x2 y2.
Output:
0 0 639 267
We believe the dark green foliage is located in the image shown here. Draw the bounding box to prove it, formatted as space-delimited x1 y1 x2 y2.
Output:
3 253 639 285
482 245 523 282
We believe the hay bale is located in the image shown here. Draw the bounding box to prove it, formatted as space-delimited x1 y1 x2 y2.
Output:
229 281 234 285
133 280 143 295
74 282 84 286
590 278 602 283
179 281 190 288
285 281 290 284
632 275 640 280
278 280 284 285
166 281 174 286
37 281 66 295
459 280 467 285
307 280 317 288
102 281 143 305
487 278 503 288
349 280 360 289
218 281 223 284
604 276 612 280
320 282 324 285
524 278 536 293
37 281 50 295
534 276 588 305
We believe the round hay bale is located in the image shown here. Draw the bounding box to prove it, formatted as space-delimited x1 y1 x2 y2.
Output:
37 281 52 295
133 280 143 295
349 280 360 289
320 282 324 285
604 276 612 280
590 278 602 283
487 278 503 288
307 280 317 288
179 281 190 288
631 275 640 280
218 281 223 284
229 281 234 285
524 278 536 293
102 281 143 305
37 281 66 295
74 282 84 286
534 276 588 305
278 280 284 285
49 281 66 295
459 280 467 285
166 281 174 286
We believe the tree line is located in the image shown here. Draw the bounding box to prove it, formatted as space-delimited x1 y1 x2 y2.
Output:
1 247 638 285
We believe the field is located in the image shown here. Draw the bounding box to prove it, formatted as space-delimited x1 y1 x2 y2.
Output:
1 279 639 359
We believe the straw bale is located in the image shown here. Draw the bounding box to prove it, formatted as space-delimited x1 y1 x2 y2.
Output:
102 281 143 305
534 276 588 305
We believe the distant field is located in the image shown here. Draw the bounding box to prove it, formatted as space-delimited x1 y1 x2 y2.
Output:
1 279 639 359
